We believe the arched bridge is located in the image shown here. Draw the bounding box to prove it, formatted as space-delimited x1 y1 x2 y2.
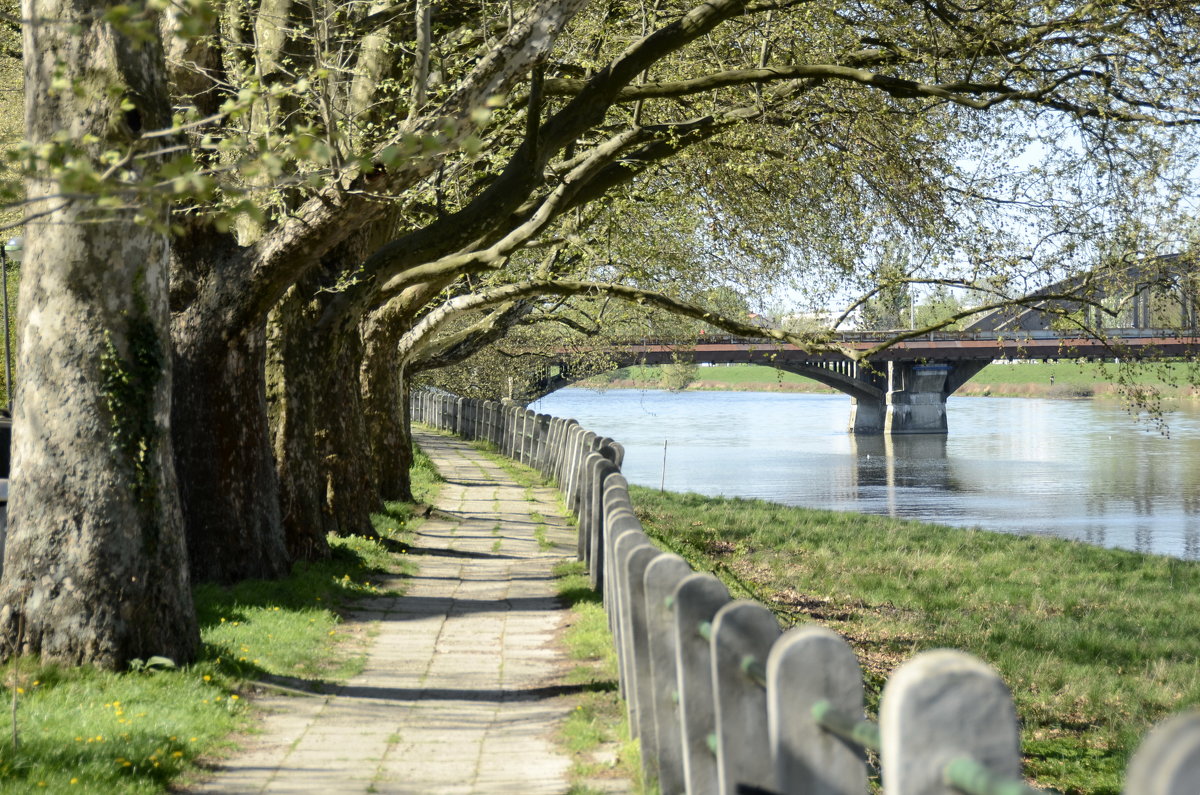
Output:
539 328 1199 434
537 257 1198 434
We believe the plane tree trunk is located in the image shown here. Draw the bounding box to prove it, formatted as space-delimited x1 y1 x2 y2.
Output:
0 0 198 666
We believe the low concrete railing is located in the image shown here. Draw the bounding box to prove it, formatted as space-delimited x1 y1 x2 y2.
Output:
411 389 1200 795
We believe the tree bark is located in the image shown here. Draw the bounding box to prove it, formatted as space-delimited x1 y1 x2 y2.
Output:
171 316 290 582
267 285 334 561
323 329 383 531
362 326 411 501
0 0 198 666
268 280 382 558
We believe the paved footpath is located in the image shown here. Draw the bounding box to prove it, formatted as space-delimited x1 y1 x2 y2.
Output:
194 431 588 794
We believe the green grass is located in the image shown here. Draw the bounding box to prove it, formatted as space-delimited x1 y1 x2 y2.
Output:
969 360 1198 388
629 486 1200 794
0 450 442 793
591 364 829 392
554 560 646 795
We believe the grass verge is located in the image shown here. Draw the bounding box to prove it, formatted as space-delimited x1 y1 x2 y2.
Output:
554 559 646 795
0 448 441 793
629 485 1200 795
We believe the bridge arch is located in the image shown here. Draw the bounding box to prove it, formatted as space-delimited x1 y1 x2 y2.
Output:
529 351 887 404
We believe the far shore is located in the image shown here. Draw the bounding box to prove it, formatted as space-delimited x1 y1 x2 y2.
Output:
586 378 1200 400
577 362 1200 400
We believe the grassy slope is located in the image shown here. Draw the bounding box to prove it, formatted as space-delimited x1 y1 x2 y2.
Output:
0 452 441 793
629 486 1200 795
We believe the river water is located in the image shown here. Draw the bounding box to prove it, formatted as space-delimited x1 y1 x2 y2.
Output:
531 388 1200 560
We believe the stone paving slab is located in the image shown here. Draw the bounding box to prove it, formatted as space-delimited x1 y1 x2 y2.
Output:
191 431 584 794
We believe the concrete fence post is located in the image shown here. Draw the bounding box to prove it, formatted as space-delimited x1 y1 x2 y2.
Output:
515 409 527 463
569 431 597 514
601 474 637 616
644 553 695 795
576 451 601 563
767 625 868 795
880 650 1023 795
545 417 561 476
609 524 645 654
613 529 654 709
627 544 666 758
1125 711 1200 795
568 424 586 491
507 406 521 459
582 457 619 583
549 417 563 481
588 462 621 591
512 409 525 462
574 428 595 509
711 600 781 795
673 573 732 795
535 414 552 472
525 409 537 464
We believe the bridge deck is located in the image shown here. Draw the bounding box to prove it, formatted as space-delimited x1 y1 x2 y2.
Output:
614 329 1200 363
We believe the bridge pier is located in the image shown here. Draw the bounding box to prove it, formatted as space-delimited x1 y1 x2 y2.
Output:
848 398 885 434
885 362 953 434
848 361 990 435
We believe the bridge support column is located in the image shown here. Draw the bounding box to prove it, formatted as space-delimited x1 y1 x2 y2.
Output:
848 397 884 434
884 362 953 434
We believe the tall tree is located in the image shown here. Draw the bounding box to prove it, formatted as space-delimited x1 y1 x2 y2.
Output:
0 0 197 665
1 0 1198 670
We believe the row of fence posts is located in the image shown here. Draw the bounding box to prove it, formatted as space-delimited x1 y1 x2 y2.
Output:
411 389 1200 795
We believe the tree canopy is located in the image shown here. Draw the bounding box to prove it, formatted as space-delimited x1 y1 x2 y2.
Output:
0 0 1197 666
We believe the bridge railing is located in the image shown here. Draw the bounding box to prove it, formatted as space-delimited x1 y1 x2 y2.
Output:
411 389 1200 795
621 327 1199 347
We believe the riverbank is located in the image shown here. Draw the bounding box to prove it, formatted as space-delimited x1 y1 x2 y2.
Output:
629 485 1200 795
586 362 1200 400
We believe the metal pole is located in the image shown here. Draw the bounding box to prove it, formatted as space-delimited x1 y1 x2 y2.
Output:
1 245 10 414
660 439 667 492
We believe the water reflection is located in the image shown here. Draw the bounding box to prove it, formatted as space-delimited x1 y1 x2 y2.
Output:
531 388 1200 559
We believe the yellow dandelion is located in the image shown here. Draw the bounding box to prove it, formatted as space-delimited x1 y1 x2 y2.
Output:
172 751 183 758
203 675 211 682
